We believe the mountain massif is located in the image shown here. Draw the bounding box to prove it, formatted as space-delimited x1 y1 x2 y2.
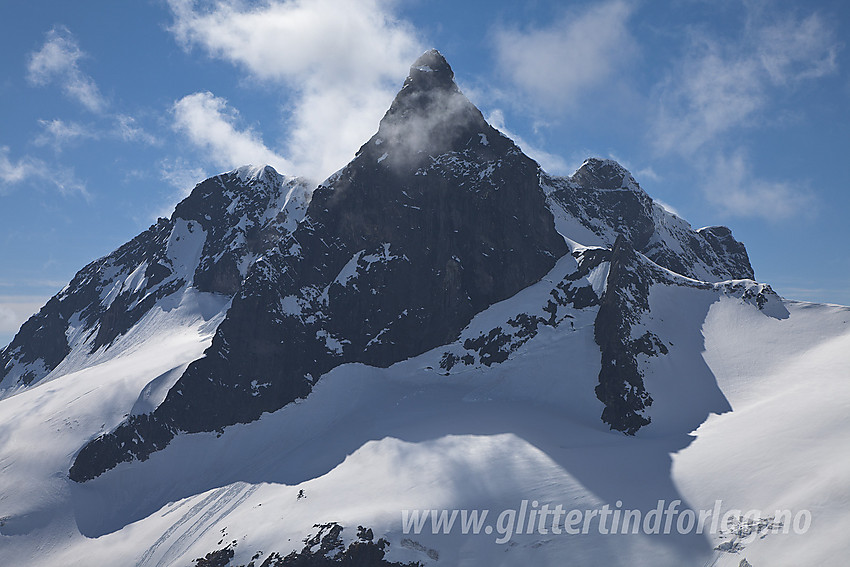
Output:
1 50 848 567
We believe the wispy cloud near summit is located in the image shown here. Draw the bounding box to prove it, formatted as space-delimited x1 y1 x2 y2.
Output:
167 0 422 181
172 92 291 175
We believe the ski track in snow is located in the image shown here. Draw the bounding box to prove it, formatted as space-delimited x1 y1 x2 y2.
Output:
139 483 259 567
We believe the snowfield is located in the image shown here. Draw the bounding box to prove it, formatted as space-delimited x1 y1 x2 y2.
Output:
1 277 848 566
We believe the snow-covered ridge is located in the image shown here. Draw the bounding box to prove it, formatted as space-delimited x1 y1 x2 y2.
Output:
542 164 754 283
229 163 281 184
0 166 312 395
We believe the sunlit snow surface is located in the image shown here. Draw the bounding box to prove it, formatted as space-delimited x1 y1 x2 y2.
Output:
0 269 848 566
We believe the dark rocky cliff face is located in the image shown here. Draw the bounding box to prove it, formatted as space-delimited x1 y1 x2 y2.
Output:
590 236 773 436
696 225 754 280
70 50 569 481
593 236 665 435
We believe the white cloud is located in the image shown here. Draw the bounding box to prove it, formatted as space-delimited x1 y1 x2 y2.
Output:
653 8 840 155
114 114 159 146
27 26 107 113
635 166 660 183
167 0 422 181
651 5 838 220
492 0 636 112
653 50 764 156
159 157 207 193
27 28 157 152
34 116 158 151
0 147 34 186
34 119 96 150
0 146 88 198
702 151 815 220
168 0 418 85
172 92 291 174
753 12 839 85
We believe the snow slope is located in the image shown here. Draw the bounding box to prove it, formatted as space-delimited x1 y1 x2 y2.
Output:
0 287 229 559
1 271 848 566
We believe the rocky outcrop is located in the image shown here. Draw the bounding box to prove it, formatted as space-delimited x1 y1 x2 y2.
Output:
697 225 754 280
190 524 421 567
593 236 666 435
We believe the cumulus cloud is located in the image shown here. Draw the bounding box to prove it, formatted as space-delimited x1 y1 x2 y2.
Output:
172 91 291 174
27 26 107 113
492 0 636 112
702 151 815 220
167 0 422 181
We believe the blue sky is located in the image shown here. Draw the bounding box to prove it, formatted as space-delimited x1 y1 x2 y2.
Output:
1 0 848 346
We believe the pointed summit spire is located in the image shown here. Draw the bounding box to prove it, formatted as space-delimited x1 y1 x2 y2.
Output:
368 49 501 167
390 48 462 109
403 49 455 92
412 48 452 73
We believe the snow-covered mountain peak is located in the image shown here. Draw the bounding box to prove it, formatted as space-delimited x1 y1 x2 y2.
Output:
0 166 311 395
228 164 283 185
172 165 307 229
